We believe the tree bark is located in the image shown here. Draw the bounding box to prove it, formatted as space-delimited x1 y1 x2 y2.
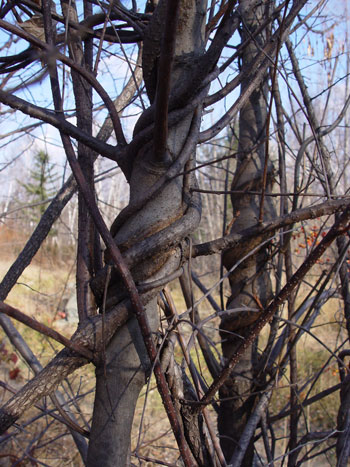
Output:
87 2 207 465
219 0 275 463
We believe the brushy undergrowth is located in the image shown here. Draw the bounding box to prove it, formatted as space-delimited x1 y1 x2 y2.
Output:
0 231 345 466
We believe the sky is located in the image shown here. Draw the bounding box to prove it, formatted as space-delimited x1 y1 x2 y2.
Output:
0 0 348 205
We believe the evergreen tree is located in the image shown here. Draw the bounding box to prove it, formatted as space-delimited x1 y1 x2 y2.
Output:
21 150 57 224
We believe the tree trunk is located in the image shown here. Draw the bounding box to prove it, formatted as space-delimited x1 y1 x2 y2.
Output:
219 0 275 463
87 2 207 465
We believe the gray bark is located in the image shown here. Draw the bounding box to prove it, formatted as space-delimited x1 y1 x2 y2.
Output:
87 2 207 465
219 0 275 463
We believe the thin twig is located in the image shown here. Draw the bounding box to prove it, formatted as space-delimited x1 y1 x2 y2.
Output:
197 205 350 408
0 301 93 360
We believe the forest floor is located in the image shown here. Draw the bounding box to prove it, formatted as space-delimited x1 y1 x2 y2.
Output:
0 245 343 465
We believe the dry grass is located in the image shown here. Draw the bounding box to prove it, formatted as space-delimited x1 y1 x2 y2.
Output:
0 227 346 465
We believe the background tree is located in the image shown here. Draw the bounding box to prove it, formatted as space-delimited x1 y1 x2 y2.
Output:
0 1 349 466
20 149 57 221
